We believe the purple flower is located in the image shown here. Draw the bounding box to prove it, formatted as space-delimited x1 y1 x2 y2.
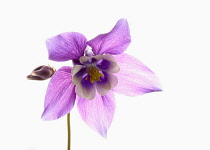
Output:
41 19 161 137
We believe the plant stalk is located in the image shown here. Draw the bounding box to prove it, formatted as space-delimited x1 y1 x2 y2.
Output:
67 113 71 150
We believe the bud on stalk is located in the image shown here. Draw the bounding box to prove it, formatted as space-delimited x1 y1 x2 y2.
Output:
27 65 56 80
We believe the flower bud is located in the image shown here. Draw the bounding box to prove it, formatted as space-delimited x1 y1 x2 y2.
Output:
27 65 56 80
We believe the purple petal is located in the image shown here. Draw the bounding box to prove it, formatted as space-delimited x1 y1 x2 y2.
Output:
77 91 115 137
71 65 84 85
96 72 118 95
46 32 87 61
41 66 76 120
95 54 120 73
87 19 131 55
112 53 162 96
96 59 110 70
75 75 96 100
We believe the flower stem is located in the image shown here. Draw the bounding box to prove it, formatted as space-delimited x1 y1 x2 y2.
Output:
67 113 71 150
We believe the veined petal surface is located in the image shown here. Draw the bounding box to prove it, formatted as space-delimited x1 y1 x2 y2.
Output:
42 66 76 120
113 53 162 96
46 32 87 61
87 19 131 55
77 91 115 137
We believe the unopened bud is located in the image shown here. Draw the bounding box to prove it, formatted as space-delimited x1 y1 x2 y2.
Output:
27 65 56 80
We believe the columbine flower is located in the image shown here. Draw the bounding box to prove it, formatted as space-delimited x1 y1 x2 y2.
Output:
41 19 161 137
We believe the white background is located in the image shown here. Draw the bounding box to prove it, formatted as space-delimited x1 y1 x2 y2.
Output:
0 0 210 150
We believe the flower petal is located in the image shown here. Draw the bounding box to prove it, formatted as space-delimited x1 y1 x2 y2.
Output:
46 32 87 61
41 66 76 120
87 19 131 55
71 65 85 85
75 75 96 100
95 54 120 73
79 56 92 64
96 72 118 95
113 53 162 96
77 91 115 137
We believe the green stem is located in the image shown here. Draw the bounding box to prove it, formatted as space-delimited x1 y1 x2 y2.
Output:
67 113 71 150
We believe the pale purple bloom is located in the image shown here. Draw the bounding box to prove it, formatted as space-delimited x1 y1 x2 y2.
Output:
41 19 161 137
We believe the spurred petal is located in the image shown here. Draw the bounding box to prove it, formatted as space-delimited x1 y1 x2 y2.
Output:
95 54 120 73
41 66 76 120
87 19 131 55
75 75 96 100
113 53 162 96
77 91 115 137
96 72 118 95
79 56 92 64
71 65 84 85
46 32 87 61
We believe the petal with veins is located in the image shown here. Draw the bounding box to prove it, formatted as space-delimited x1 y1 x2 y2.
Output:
42 66 76 120
113 53 162 96
77 91 115 137
46 32 87 61
87 19 131 55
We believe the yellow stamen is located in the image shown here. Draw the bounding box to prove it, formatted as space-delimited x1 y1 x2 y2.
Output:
88 67 103 83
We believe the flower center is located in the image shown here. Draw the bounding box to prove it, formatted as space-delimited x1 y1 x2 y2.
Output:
87 67 103 83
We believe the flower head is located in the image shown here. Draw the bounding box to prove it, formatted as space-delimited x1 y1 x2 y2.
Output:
72 53 119 100
42 19 161 137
